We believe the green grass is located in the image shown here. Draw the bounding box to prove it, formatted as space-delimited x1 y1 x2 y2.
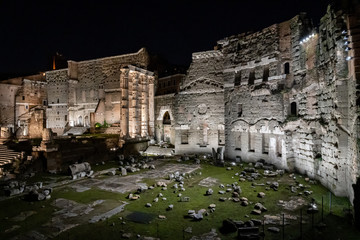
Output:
1 161 358 240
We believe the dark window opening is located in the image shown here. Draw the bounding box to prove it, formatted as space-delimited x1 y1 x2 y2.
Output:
181 131 188 144
43 100 47 106
163 111 171 125
248 71 255 85
263 67 269 82
65 115 67 121
234 71 241 86
235 132 241 151
277 138 282 157
290 102 297 116
248 132 255 152
284 62 290 74
57 98 59 103
262 133 269 154
238 103 243 117
22 96 25 100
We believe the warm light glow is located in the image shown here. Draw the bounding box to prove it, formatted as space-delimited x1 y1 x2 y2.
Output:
300 32 317 44
52 56 56 70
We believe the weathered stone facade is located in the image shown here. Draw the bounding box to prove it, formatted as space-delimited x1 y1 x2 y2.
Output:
0 74 47 139
45 48 155 141
169 4 359 201
0 2 358 203
174 50 225 154
154 74 185 145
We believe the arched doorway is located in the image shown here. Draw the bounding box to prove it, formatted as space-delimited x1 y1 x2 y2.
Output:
163 111 171 125
162 111 171 142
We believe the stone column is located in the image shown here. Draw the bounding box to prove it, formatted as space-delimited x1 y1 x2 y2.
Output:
141 75 148 137
148 76 155 137
134 73 141 137
120 69 129 138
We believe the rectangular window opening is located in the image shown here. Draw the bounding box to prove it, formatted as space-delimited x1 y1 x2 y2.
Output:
263 67 269 82
181 131 188 144
262 133 269 154
235 132 241 151
234 71 241 86
248 71 255 85
248 132 255 152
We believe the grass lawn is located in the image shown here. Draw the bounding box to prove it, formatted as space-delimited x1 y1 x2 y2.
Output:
1 160 358 240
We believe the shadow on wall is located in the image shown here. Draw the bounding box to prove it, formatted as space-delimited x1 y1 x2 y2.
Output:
353 177 360 228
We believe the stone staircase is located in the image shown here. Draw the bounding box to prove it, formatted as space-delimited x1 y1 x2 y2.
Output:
0 144 20 168
63 127 88 136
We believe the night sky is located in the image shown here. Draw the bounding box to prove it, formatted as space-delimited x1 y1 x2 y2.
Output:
0 0 332 78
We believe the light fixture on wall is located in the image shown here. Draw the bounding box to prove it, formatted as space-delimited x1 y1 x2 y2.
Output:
346 56 353 61
300 33 316 44
342 30 347 35
345 47 352 51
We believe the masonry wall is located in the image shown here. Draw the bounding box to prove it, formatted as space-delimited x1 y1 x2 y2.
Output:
200 5 359 200
174 51 225 154
154 94 176 144
0 83 21 130
46 69 69 135
221 19 296 168
67 48 150 129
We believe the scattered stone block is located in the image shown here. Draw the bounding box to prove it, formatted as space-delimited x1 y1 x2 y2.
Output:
257 192 265 198
254 203 267 212
251 209 262 215
221 219 237 233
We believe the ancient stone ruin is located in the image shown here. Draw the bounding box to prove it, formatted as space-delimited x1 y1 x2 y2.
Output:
0 2 358 205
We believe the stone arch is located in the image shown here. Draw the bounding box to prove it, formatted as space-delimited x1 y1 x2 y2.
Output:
163 111 171 125
290 102 297 116
157 107 174 121
156 107 174 144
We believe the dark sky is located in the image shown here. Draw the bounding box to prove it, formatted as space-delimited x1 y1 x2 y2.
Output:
0 0 332 77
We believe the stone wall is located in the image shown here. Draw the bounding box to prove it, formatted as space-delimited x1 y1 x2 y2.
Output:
174 51 225 154
154 93 176 144
45 48 153 138
68 48 150 128
0 82 21 130
177 4 359 201
28 108 46 139
0 75 46 138
220 18 299 167
46 69 69 135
